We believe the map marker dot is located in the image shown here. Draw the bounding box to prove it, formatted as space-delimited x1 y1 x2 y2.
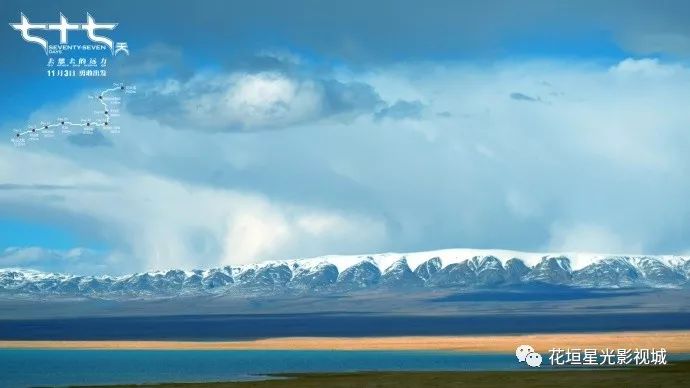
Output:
87 122 90 126
61 121 65 125
16 133 20 137
32 128 36 132
105 111 108 115
44 125 48 129
121 86 125 90
98 95 103 100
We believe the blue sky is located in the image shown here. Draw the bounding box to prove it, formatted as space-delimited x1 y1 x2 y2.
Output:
1 0 690 274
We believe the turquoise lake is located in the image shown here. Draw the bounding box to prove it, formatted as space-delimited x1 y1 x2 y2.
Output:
3 349 688 388
1 349 520 387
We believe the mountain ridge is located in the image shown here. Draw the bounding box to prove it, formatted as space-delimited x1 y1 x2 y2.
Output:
1 249 689 299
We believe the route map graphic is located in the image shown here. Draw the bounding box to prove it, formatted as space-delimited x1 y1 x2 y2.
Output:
10 83 135 146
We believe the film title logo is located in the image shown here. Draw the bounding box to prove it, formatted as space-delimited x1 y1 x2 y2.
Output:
10 12 130 77
9 12 128 56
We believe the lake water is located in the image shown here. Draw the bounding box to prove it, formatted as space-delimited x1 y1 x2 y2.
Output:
1 349 520 387
3 312 690 340
3 349 689 387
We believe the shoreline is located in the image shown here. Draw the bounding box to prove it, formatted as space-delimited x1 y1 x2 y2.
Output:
2 330 690 352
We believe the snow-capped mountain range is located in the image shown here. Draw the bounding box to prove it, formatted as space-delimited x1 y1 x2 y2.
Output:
1 249 689 299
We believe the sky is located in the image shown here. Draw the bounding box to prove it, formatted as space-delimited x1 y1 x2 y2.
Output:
1 0 690 275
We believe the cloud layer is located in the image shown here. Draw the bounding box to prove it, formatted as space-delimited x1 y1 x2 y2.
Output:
2 56 690 274
127 70 386 132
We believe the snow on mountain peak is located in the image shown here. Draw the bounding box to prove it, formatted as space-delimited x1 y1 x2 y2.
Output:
289 248 685 273
1 248 689 299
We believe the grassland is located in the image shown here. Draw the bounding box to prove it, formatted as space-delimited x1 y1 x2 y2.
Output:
73 361 690 388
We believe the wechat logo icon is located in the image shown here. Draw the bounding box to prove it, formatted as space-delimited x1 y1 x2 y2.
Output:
516 344 542 368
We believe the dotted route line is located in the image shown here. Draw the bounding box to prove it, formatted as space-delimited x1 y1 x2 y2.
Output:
12 84 129 142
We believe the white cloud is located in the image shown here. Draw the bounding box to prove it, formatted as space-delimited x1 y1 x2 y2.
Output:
195 72 323 129
3 56 690 274
0 146 388 271
547 223 643 255
127 70 384 132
